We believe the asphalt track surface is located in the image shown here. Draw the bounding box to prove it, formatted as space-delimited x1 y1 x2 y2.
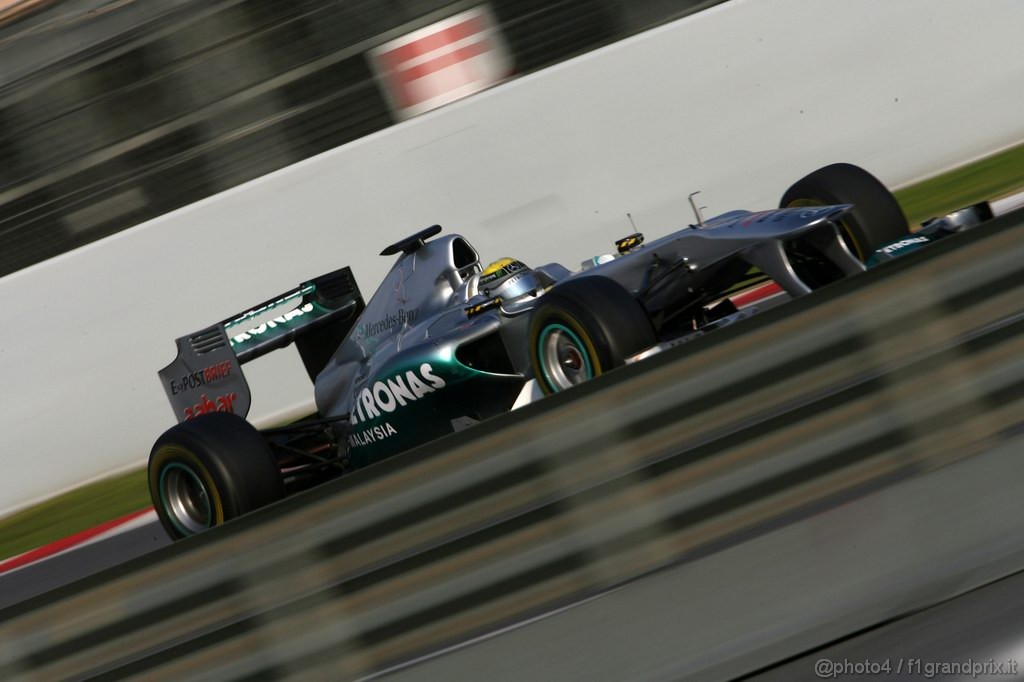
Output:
0 521 170 611
748 569 1024 681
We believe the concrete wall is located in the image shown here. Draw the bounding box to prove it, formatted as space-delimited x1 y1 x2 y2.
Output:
2 0 1022 514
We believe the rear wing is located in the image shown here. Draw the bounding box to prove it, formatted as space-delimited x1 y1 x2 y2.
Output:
159 267 364 423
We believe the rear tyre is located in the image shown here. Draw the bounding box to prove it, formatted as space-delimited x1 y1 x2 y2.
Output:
780 163 909 260
149 412 283 540
528 277 655 394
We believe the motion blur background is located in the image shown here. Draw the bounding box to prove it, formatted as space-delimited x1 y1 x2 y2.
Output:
2 2 1024 676
0 0 718 277
1 0 1022 516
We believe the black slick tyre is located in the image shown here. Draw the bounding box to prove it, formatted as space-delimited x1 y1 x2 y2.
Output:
148 412 283 540
528 276 655 395
780 163 909 260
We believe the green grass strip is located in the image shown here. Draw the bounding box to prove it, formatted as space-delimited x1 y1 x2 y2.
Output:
2 140 1023 564
895 141 1024 226
0 468 150 562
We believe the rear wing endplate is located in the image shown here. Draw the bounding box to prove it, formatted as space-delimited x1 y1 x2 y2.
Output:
158 267 364 423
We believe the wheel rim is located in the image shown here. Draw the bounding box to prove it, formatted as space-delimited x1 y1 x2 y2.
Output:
538 323 593 391
786 198 865 260
159 462 212 536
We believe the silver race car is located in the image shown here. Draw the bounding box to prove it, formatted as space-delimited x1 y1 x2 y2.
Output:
149 163 991 539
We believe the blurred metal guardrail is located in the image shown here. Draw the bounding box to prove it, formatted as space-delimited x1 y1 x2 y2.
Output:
1 211 1022 679
0 0 719 278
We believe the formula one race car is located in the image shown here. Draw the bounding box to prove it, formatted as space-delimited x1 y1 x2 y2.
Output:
149 163 992 539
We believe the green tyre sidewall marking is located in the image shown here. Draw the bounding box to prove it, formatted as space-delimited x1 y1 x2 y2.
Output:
537 322 594 392
150 445 225 538
158 462 212 537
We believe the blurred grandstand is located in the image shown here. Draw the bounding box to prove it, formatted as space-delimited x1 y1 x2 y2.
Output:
0 0 717 278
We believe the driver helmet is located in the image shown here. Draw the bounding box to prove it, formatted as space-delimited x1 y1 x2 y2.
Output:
479 258 540 301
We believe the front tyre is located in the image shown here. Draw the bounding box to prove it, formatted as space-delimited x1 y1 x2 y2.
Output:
528 277 656 394
149 412 283 540
780 163 909 260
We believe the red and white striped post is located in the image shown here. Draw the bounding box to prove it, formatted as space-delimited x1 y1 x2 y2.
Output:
369 6 514 120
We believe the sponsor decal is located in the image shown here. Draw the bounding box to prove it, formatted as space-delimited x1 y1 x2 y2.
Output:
347 422 399 448
499 272 529 289
230 302 315 345
479 258 525 287
168 361 233 395
736 206 836 227
879 236 930 254
740 211 772 227
183 392 238 420
349 362 446 429
742 207 832 228
356 307 420 340
797 207 835 219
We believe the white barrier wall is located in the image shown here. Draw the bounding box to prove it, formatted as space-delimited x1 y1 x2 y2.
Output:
1 0 1022 514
